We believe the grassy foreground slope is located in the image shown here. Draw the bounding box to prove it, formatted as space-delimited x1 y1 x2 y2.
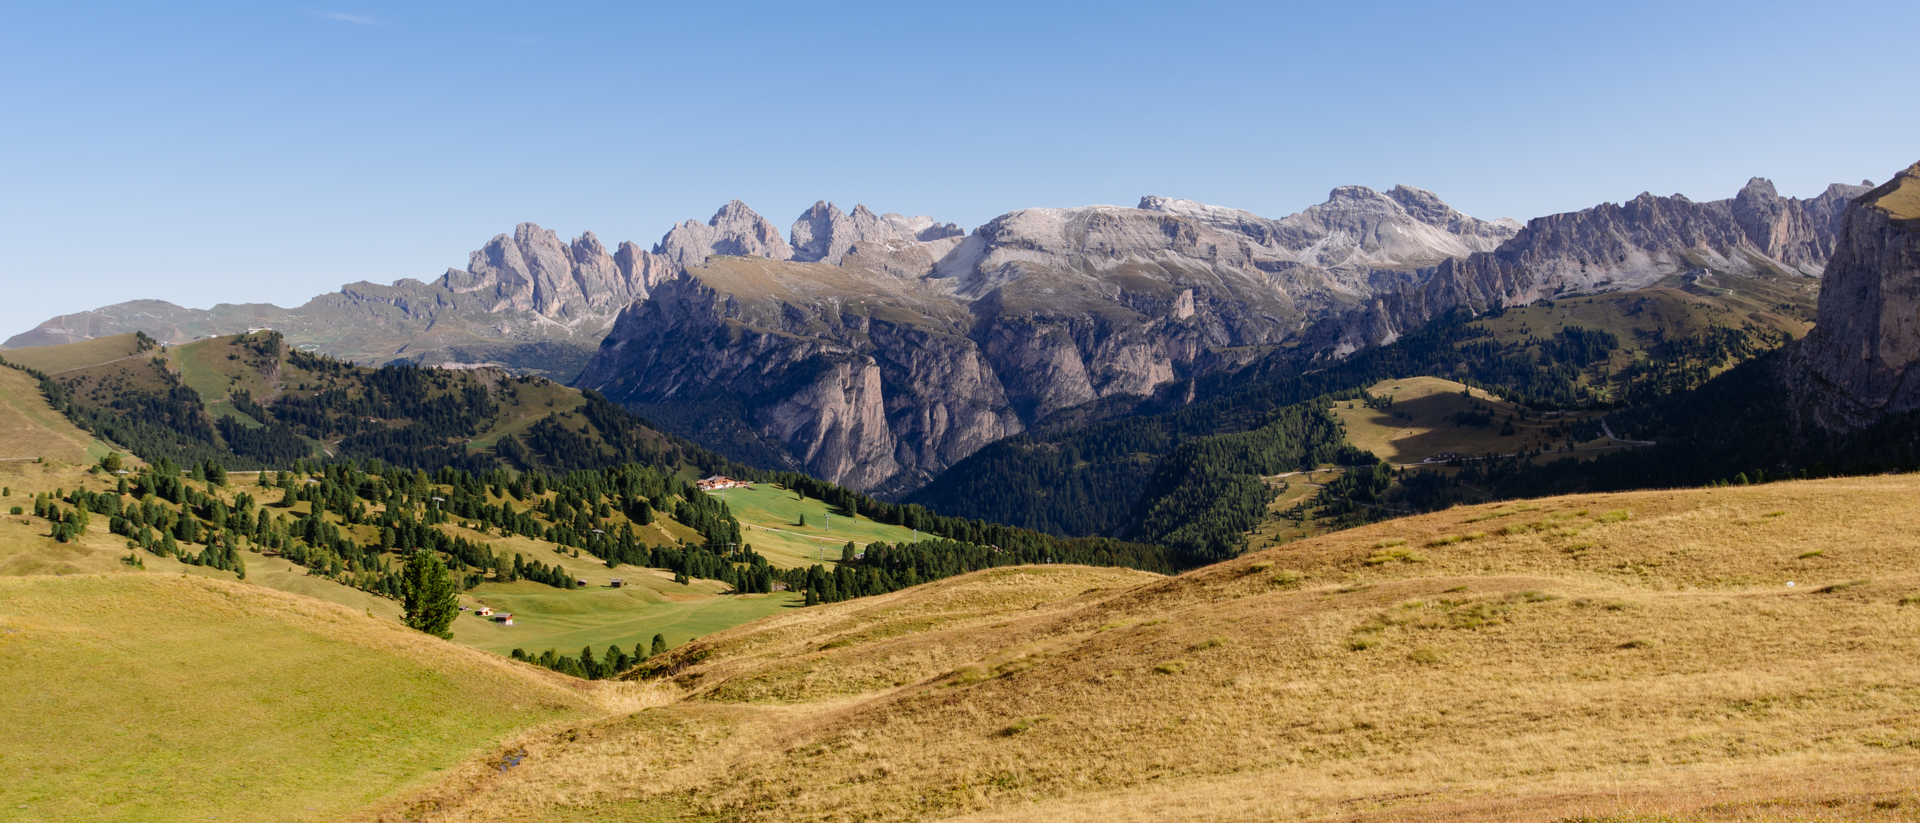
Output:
0 574 599 823
404 476 1920 822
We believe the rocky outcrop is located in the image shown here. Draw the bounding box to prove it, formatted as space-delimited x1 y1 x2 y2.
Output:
575 256 1019 494
790 202 963 265
443 223 671 318
1314 177 1877 355
1795 162 1920 429
653 200 794 268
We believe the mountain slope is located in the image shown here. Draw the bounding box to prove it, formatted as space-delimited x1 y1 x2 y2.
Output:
0 331 763 479
0 357 116 464
1326 177 1871 353
579 185 1522 494
385 475 1920 822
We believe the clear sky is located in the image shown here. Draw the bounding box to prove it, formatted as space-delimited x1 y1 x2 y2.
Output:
2 0 1913 338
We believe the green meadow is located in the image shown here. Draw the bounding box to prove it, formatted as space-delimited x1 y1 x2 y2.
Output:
722 483 928 568
0 574 590 823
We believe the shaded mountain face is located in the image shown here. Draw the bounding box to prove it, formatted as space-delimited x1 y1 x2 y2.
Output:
1794 162 1920 429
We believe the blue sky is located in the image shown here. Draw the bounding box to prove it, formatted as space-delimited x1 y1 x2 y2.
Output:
1 0 1913 337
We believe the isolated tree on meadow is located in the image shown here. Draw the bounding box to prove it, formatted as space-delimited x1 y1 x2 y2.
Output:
400 550 460 639
650 633 667 657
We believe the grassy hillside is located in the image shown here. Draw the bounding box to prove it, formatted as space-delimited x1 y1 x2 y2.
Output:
0 365 117 464
0 573 596 823
0 331 759 480
723 483 932 567
1328 376 1615 462
0 333 150 374
0 457 799 662
401 475 1920 822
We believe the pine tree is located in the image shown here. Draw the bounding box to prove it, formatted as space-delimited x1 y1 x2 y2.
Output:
650 633 667 657
580 646 598 680
605 644 626 674
399 550 460 639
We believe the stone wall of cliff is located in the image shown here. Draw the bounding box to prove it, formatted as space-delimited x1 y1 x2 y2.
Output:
1794 162 1920 429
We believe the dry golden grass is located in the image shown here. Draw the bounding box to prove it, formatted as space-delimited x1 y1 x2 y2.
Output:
0 365 115 463
380 476 1920 823
0 333 146 374
1867 162 1920 221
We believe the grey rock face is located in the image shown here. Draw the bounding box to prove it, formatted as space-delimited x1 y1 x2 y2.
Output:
449 223 669 318
1317 178 1878 356
582 185 1524 493
1795 162 1920 429
790 201 963 265
653 200 794 268
575 257 1020 493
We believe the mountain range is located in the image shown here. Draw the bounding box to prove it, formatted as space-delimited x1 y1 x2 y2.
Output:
6 175 1874 496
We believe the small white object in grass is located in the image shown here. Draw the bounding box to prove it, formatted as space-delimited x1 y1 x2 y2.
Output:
1787 581 1796 587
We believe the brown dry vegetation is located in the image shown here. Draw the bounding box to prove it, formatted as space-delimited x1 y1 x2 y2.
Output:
380 475 1920 823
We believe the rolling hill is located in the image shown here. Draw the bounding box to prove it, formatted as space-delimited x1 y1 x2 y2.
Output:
0 573 600 823
0 361 117 465
385 475 1920 822
0 331 757 479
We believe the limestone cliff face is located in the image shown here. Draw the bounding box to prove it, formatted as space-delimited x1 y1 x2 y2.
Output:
444 223 671 319
580 186 1522 492
790 201 963 265
575 256 1020 494
1317 178 1876 355
653 200 794 268
1795 162 1920 429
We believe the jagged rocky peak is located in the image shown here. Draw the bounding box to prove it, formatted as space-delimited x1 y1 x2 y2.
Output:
1287 185 1520 267
1797 161 1920 429
653 200 794 268
440 222 668 318
1135 186 1519 270
1388 184 1525 234
789 201 963 265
